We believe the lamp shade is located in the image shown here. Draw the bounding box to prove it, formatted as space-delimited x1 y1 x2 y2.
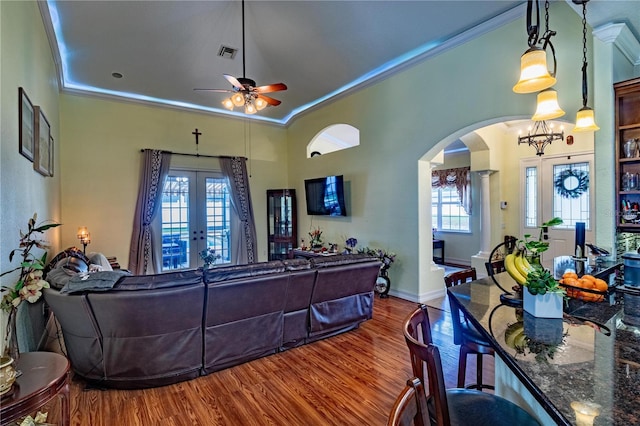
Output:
532 89 565 121
573 107 600 132
221 98 234 110
244 102 256 114
77 226 89 239
255 97 268 110
231 93 245 107
513 48 557 94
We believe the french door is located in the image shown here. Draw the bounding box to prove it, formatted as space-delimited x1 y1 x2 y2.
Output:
520 153 594 269
158 170 234 271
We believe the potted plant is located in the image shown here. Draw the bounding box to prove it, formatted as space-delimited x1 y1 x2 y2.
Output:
520 217 563 265
523 268 566 318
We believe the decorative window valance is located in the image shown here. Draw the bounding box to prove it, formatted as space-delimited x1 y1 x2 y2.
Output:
432 166 472 215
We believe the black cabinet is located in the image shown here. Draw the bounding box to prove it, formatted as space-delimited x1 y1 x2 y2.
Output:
267 189 297 260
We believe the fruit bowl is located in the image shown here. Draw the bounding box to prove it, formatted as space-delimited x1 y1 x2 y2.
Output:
559 273 609 302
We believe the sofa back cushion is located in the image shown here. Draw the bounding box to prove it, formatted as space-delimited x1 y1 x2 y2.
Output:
203 260 285 283
114 269 201 290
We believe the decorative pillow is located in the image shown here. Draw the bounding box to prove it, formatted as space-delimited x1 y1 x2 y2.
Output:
57 256 89 274
46 265 76 290
87 252 113 271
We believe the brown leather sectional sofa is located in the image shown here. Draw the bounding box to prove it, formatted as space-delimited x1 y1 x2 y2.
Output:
44 254 381 389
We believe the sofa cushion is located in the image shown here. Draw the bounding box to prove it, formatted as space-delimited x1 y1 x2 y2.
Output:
203 261 285 283
114 270 201 290
282 258 311 271
60 270 131 294
310 253 379 268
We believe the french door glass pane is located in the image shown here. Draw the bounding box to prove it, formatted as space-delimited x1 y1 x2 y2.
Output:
205 177 231 263
552 162 590 228
161 176 190 271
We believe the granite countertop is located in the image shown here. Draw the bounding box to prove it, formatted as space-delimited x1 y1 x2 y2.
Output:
447 273 639 426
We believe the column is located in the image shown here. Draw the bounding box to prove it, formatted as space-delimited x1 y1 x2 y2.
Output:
471 170 495 276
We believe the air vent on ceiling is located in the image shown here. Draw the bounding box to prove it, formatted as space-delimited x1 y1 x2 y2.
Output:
218 45 237 59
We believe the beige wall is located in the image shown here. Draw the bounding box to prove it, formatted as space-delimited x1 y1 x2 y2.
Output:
0 0 62 352
0 0 629 304
59 94 289 265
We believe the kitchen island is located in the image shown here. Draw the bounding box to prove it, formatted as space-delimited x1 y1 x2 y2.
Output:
447 272 639 426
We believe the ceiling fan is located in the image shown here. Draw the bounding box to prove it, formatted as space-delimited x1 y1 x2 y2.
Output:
194 0 287 114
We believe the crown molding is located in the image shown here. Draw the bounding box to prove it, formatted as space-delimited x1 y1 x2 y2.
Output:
594 23 640 66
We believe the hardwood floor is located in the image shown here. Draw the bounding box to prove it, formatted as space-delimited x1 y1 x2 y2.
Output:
45 296 493 425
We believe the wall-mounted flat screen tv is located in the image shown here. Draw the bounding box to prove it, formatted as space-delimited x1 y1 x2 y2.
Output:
304 175 347 216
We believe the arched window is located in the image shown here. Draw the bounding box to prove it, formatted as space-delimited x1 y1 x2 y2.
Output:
307 124 359 158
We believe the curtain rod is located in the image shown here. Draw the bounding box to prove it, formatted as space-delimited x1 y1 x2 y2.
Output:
140 149 246 160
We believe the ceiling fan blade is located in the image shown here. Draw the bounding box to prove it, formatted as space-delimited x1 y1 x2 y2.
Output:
193 88 234 93
257 94 281 106
224 74 243 89
254 83 287 93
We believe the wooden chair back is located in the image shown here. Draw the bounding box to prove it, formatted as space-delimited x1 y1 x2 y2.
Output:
403 335 451 426
387 377 430 426
443 268 477 288
402 304 433 384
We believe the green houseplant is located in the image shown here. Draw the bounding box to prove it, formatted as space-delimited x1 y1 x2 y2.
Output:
1 213 60 359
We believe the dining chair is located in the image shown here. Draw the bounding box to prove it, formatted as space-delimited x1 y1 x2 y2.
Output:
403 322 541 426
387 377 429 426
443 268 494 391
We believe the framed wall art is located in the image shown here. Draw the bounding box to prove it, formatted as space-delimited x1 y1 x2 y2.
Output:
34 106 51 176
49 135 55 177
19 87 35 161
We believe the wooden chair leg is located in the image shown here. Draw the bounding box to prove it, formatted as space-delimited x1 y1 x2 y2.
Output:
476 353 483 391
457 346 468 388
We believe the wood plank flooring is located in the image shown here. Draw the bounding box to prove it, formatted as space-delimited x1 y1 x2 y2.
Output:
44 296 494 425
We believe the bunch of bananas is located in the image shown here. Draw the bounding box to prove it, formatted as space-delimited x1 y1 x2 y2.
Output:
504 251 535 285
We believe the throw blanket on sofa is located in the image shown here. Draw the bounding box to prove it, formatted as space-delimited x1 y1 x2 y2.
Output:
61 270 131 294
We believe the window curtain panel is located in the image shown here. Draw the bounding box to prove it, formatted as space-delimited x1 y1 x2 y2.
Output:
220 157 258 264
431 166 472 215
128 149 171 274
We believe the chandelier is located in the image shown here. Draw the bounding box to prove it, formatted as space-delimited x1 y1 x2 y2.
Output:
517 121 564 156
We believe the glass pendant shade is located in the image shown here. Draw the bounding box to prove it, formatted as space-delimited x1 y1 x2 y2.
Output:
513 48 557 94
244 102 256 114
232 93 245 107
255 97 267 110
573 107 600 132
532 89 565 121
222 98 234 110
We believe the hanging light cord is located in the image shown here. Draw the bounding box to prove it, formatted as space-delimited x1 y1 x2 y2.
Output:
241 0 246 79
580 2 589 108
540 0 557 77
525 0 540 47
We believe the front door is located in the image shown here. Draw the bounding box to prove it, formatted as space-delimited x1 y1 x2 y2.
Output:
521 153 594 269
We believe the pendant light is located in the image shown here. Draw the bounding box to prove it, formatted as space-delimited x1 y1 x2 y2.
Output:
532 88 565 121
513 0 557 93
572 0 600 132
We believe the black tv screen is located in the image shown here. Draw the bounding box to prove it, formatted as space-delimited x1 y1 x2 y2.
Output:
304 175 347 216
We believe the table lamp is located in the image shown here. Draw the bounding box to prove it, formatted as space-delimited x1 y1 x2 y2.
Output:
77 227 91 254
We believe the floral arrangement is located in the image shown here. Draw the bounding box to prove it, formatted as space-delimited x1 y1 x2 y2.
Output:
1 214 59 312
358 247 396 269
199 248 221 268
344 237 357 253
308 227 323 248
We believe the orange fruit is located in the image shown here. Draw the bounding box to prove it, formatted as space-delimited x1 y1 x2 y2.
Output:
581 274 596 282
563 272 578 280
594 278 608 292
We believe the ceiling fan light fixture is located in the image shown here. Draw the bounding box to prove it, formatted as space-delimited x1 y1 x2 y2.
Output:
244 102 257 115
255 97 267 111
531 88 565 121
513 47 556 94
573 107 600 132
232 93 245 107
222 98 234 110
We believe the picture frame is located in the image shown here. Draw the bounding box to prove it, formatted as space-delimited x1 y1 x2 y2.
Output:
33 106 51 176
48 135 55 177
19 87 35 162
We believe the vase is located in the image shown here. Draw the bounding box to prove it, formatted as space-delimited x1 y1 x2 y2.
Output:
3 308 19 362
0 355 18 396
523 290 563 319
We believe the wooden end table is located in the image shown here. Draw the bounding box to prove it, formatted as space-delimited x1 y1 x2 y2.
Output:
0 352 70 426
